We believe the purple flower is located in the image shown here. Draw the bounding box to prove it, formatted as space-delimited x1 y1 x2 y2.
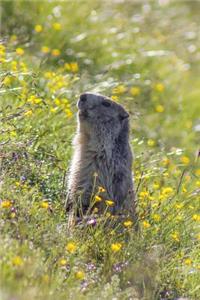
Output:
86 218 97 226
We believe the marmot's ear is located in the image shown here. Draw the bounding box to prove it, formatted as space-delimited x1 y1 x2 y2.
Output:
119 111 129 120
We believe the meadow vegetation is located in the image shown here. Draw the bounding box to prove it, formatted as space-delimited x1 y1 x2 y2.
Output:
0 1 200 299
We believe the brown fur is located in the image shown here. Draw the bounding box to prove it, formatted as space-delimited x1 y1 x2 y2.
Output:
66 93 136 224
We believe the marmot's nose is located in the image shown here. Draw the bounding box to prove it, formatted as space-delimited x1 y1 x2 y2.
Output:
80 94 87 102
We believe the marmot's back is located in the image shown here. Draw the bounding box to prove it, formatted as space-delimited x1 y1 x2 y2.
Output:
66 93 136 221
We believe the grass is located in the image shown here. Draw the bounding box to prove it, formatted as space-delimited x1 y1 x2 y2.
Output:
0 1 200 299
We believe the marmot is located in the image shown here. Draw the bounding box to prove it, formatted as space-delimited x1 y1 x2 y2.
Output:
66 92 136 222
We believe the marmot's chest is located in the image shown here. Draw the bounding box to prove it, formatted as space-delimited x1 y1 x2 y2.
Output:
83 149 123 186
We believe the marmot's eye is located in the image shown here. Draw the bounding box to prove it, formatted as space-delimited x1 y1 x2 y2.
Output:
102 101 111 107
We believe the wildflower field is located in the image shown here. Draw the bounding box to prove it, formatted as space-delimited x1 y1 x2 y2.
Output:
0 1 200 299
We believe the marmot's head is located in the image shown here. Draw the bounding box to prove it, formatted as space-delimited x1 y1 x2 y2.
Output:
77 93 129 140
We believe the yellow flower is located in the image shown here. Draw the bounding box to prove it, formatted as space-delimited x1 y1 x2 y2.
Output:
152 214 161 222
65 62 79 73
54 98 61 106
24 110 33 117
153 182 160 190
162 157 170 166
42 274 50 283
143 220 151 229
171 231 180 242
155 104 164 113
105 200 115 207
52 22 62 30
16 47 24 56
11 60 18 71
111 95 119 101
0 57 5 63
154 83 165 92
152 202 159 209
111 243 122 252
41 46 50 54
65 109 73 118
51 49 61 57
98 186 106 193
130 87 141 96
192 214 200 222
34 24 43 33
40 201 49 209
147 139 155 146
20 62 27 72
182 185 187 193
50 107 56 113
12 256 23 266
184 258 192 266
59 258 67 266
0 44 6 52
196 180 200 188
10 35 17 42
175 203 183 209
162 187 174 196
10 212 16 218
180 156 190 165
1 200 12 208
44 71 54 79
27 95 42 105
93 207 99 213
94 195 102 202
123 220 133 227
195 169 200 177
3 76 12 86
112 85 126 94
10 131 17 137
66 242 77 253
75 270 85 280
139 191 149 198
196 233 200 241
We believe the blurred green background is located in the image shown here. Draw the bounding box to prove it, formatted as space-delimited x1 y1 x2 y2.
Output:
0 1 200 300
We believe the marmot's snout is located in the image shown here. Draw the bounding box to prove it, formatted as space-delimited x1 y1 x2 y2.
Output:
77 93 89 119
